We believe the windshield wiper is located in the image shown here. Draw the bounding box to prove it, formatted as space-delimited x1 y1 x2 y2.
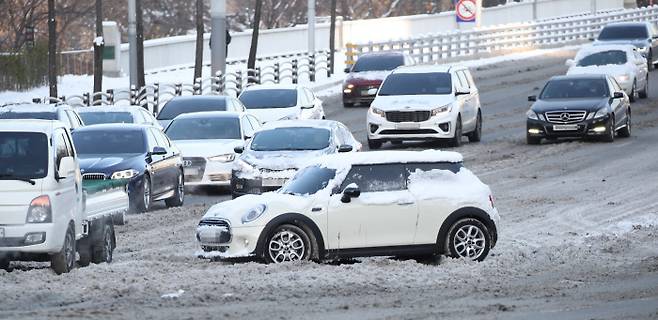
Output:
0 174 36 185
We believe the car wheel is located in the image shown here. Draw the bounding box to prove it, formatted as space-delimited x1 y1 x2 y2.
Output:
51 225 76 274
618 112 631 138
165 171 184 207
0 259 10 271
527 134 541 145
343 102 354 108
448 116 463 148
602 116 615 143
132 175 152 213
445 218 492 262
367 139 382 150
649 51 654 71
264 224 313 264
630 81 638 102
467 111 482 143
92 223 114 264
639 76 648 99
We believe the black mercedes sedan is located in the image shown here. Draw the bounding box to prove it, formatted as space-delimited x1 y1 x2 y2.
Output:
526 74 631 144
72 124 184 213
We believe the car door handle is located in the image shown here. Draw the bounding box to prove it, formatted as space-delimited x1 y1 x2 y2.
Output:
311 207 322 212
397 201 415 206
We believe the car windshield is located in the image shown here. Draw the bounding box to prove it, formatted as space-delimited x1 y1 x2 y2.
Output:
165 117 241 140
577 51 627 66
250 127 330 151
540 79 609 99
280 166 336 196
79 111 135 125
0 132 48 179
157 98 227 120
378 73 452 95
73 130 146 154
352 55 404 72
0 111 57 120
239 89 297 109
598 25 648 40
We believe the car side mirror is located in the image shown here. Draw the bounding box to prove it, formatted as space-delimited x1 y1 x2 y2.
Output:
337 144 353 153
151 146 167 155
613 92 624 99
652 36 658 40
57 156 76 181
341 184 361 203
234 145 244 154
301 104 314 109
367 88 378 96
344 67 351 73
565 59 575 67
528 95 537 102
455 87 470 96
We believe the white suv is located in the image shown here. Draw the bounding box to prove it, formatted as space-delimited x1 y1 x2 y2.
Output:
196 150 499 263
367 65 482 149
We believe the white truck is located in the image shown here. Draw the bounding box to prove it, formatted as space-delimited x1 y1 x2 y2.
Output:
0 120 129 274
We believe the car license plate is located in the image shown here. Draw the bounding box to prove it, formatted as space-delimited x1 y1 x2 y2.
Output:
396 123 420 130
262 178 287 187
185 168 199 176
553 124 579 131
0 227 4 238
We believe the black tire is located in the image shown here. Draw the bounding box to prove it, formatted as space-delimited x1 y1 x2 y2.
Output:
467 111 482 143
262 224 314 264
367 139 382 150
92 223 115 264
445 218 492 262
629 81 638 103
112 211 127 226
448 116 463 148
527 135 541 145
601 116 615 143
132 175 152 213
77 237 92 267
648 51 654 71
0 259 10 271
165 171 184 207
51 224 76 275
639 76 648 99
343 101 354 108
618 112 631 138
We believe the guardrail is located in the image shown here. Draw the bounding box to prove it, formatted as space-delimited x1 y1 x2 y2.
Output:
345 5 658 65
30 50 333 114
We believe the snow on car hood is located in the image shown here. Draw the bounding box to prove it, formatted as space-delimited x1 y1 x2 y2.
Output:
242 149 331 171
567 64 631 78
347 70 392 82
172 139 243 158
201 192 312 226
247 107 301 123
371 95 455 111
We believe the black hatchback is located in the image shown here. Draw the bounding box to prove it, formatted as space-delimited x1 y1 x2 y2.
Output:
526 74 631 144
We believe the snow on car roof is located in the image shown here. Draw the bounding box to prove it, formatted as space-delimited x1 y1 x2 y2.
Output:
260 119 339 130
77 105 146 113
576 44 637 59
0 119 65 133
172 111 243 120
392 64 466 74
0 103 69 113
311 150 463 170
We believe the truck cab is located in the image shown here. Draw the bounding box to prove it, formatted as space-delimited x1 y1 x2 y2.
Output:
0 119 127 274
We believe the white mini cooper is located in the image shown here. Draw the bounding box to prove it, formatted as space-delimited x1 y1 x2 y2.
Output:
196 150 499 263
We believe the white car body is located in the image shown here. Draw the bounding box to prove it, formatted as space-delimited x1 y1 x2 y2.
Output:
239 84 325 123
197 150 499 262
367 65 482 148
567 44 649 99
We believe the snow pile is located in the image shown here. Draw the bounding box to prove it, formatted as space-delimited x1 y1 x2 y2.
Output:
312 149 463 172
407 168 492 209
161 289 184 299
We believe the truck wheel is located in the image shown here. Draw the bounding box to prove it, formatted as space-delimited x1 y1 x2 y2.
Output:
165 171 184 207
51 225 76 275
92 224 115 264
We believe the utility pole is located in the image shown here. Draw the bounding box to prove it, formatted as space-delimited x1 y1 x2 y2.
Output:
136 0 145 88
329 0 337 75
193 0 204 82
247 0 262 72
308 0 315 54
210 0 227 77
48 0 57 98
128 0 137 88
93 0 104 95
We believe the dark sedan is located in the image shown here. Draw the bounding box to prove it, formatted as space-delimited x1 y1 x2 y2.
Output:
593 22 658 70
157 96 246 129
72 124 184 212
526 74 631 144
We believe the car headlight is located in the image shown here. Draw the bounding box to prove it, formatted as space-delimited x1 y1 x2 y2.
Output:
431 104 452 117
26 195 51 223
615 74 630 83
208 153 235 162
370 107 385 117
594 107 608 119
111 169 139 180
234 158 258 174
241 204 267 224
526 109 539 120
346 83 355 89
637 46 648 53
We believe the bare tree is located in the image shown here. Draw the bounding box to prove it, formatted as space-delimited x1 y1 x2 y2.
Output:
247 0 262 73
93 0 103 94
47 0 57 97
193 0 203 83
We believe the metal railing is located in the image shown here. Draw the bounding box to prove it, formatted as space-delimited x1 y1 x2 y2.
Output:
30 50 334 114
345 6 658 65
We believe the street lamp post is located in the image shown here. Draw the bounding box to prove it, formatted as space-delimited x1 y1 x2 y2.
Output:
128 0 137 87
210 0 227 77
308 0 315 54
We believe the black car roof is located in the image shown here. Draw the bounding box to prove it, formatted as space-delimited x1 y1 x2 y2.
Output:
550 74 608 81
165 95 229 104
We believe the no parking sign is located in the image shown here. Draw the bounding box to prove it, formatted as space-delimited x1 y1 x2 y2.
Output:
455 0 477 23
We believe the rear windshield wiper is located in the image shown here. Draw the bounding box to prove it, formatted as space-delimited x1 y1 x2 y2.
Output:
0 174 36 185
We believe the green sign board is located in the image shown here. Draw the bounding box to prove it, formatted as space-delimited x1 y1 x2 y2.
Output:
102 46 115 60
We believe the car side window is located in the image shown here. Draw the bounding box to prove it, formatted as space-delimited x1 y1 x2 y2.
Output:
611 78 623 93
247 115 261 130
154 129 171 148
304 88 315 104
142 109 157 125
241 116 255 138
340 164 406 192
405 162 463 177
53 130 69 168
296 89 307 106
463 70 476 88
231 98 246 112
452 72 466 91
457 71 470 89
146 129 159 150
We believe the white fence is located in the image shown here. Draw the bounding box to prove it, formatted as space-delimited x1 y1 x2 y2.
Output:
111 0 623 73
347 5 658 64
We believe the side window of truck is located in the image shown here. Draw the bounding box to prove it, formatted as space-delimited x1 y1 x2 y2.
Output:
53 130 68 168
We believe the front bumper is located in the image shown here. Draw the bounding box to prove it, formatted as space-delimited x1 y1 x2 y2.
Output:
185 160 233 187
0 222 67 255
343 85 379 105
526 115 612 139
230 170 294 196
196 224 263 258
367 112 455 141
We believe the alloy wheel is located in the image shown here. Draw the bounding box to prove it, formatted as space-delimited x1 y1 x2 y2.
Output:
268 230 306 263
453 224 486 260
